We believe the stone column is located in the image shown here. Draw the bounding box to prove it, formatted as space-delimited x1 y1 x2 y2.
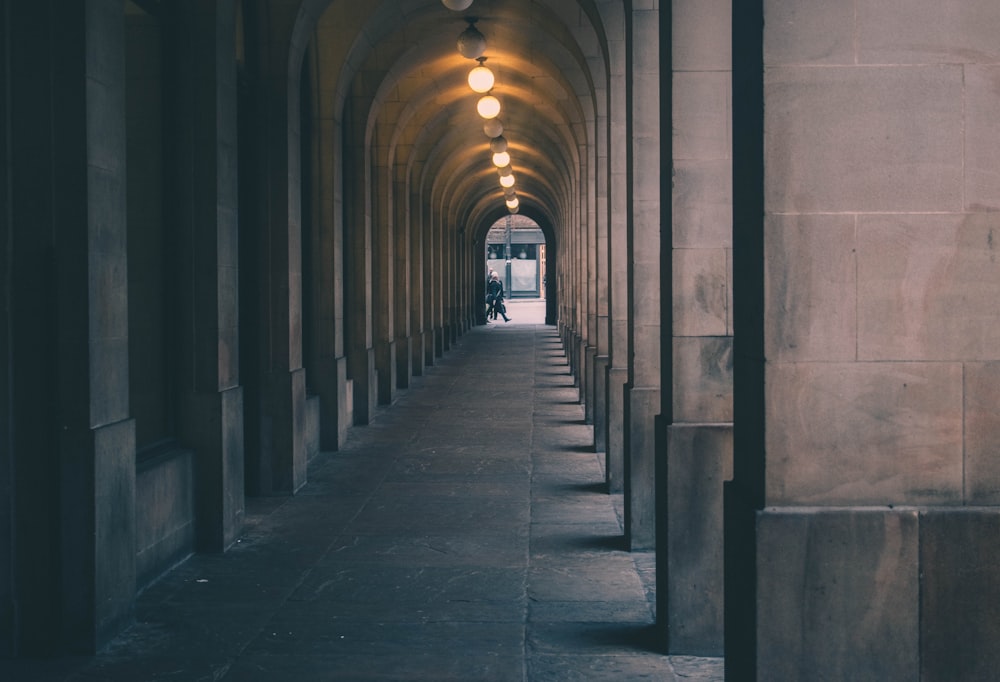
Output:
344 93 377 425
303 19 350 449
623 4 661 550
729 2 1000 679
423 197 439 364
394 171 413 389
593 112 610 452
658 0 733 656
431 206 445 357
579 151 596 423
245 11 307 490
61 0 137 652
170 0 245 552
442 212 455 349
604 0 629 493
5 1 138 654
372 127 396 406
409 186 427 376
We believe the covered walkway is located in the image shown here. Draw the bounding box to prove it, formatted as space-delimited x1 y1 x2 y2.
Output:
3 311 722 681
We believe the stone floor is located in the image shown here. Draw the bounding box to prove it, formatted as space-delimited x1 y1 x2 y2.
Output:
2 305 724 681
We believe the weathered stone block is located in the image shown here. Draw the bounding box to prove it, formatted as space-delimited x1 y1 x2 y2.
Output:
136 448 194 587
920 509 1000 682
672 158 732 249
965 66 1000 211
725 248 732 333
91 336 130 426
766 362 963 505
673 248 728 336
93 418 137 649
764 0 855 66
858 0 1000 64
593 355 609 453
631 320 660 384
765 214 856 363
304 394 320 462
606 366 628 493
765 66 964 213
625 387 660 549
672 337 732 424
673 72 730 161
964 363 1000 504
221 385 245 548
857 214 1000 361
673 0 731 71
757 508 919 681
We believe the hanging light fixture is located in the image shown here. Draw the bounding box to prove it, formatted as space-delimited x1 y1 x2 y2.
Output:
467 58 494 93
497 164 513 177
477 94 501 119
457 19 486 59
483 118 503 138
506 196 520 210
499 173 515 188
442 0 474 10
491 150 510 167
489 135 508 153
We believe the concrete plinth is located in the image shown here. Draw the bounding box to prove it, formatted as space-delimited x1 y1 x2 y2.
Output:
315 355 349 450
258 370 307 495
919 509 1000 681
624 386 660 549
395 334 412 389
583 345 596 424
756 507 919 680
606 366 628 493
411 331 426 377
592 355 609 453
351 347 377 426
136 447 194 587
664 423 731 655
375 339 396 406
752 507 1000 680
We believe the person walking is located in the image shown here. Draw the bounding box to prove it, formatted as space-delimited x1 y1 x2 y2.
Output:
486 271 511 322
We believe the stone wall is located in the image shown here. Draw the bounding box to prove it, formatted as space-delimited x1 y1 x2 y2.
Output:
747 1 1000 678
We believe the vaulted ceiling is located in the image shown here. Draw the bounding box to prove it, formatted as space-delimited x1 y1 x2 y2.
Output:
296 0 614 245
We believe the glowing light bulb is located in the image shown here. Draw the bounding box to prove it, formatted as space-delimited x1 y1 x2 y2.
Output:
477 94 501 119
468 64 494 93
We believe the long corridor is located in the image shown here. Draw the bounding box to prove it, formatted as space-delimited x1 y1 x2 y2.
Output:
5 314 723 681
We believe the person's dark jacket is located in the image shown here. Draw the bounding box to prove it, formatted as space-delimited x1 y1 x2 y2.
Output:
487 279 504 301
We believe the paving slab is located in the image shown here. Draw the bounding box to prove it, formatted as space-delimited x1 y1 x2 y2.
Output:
0 319 722 681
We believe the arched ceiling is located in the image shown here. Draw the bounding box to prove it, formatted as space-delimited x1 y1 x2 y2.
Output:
299 0 611 246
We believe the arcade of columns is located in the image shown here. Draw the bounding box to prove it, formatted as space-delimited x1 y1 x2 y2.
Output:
3 1 1000 679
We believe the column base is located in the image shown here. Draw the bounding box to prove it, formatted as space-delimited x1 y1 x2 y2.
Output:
624 385 659 549
745 506 1000 680
662 423 731 656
